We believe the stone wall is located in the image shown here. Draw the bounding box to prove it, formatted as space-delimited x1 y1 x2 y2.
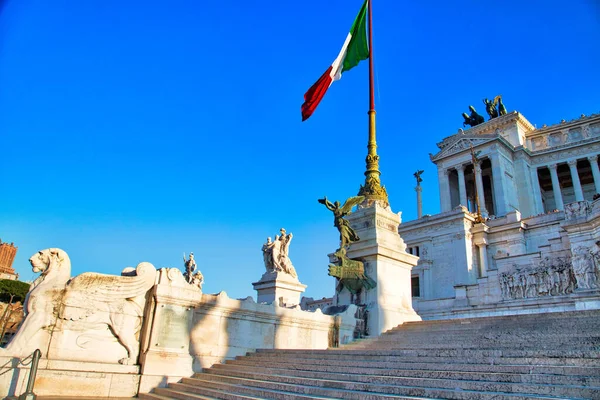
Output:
189 292 357 370
403 201 600 320
1 263 357 398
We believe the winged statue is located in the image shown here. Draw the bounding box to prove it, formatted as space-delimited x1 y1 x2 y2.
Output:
414 170 424 185
483 95 507 120
318 195 364 248
3 248 156 365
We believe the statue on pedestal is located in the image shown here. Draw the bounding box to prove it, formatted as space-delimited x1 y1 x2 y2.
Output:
319 195 376 294
262 228 298 278
413 170 424 186
183 252 197 284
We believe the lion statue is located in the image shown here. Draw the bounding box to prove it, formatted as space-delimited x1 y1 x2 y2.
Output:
2 248 156 365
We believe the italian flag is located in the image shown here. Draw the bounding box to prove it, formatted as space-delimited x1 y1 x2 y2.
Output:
301 0 369 121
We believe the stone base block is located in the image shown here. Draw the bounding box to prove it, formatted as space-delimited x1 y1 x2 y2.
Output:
0 357 139 398
138 374 183 394
252 271 307 306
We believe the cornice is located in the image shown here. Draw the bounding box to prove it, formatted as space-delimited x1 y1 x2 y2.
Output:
527 112 600 138
431 112 534 162
531 139 600 165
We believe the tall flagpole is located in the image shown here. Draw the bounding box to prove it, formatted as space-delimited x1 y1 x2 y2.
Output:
358 0 389 207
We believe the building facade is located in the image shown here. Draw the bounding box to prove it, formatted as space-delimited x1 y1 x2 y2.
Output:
399 111 600 319
0 240 18 281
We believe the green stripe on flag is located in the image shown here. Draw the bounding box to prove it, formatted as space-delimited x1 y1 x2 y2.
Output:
342 0 369 73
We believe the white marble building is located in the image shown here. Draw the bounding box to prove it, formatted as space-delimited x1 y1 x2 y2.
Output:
399 111 600 319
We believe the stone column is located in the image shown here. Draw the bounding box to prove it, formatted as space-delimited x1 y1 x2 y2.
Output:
588 155 600 194
438 167 452 212
471 223 489 278
474 163 488 217
456 165 468 207
477 244 489 277
530 166 544 214
568 159 584 202
548 163 564 210
416 185 423 218
490 152 507 216
422 266 432 298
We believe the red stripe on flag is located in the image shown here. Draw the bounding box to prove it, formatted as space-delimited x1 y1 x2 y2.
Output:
301 66 334 121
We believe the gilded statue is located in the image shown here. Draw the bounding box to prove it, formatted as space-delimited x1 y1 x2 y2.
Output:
318 196 364 249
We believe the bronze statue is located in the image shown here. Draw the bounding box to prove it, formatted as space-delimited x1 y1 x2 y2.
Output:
328 247 376 294
413 170 424 186
497 96 507 116
483 95 506 120
319 195 377 296
462 105 484 128
483 97 499 119
318 196 364 249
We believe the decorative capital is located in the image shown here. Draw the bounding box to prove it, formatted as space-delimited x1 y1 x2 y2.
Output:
588 155 598 163
548 163 558 171
358 175 389 206
567 159 578 168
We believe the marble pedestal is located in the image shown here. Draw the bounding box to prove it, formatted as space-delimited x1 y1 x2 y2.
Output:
337 203 421 336
253 271 307 306
138 268 202 393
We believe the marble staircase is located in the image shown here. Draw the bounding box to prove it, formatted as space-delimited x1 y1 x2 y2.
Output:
140 310 600 399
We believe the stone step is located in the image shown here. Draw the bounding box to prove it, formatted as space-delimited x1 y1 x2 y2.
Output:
183 374 578 400
299 339 600 349
387 324 600 335
380 331 599 338
355 338 600 346
199 366 598 399
140 392 210 400
345 344 600 351
37 398 136 400
173 380 431 400
381 331 600 339
226 358 600 377
383 329 600 336
212 362 600 386
396 322 600 330
240 353 598 367
251 348 600 361
397 311 600 326
154 386 267 400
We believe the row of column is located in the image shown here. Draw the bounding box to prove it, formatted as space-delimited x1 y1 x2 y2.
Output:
440 161 488 216
533 155 600 211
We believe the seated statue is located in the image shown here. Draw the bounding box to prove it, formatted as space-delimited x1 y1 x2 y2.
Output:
2 248 156 365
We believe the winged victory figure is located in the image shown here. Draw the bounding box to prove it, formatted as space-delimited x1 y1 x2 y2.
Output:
318 196 365 249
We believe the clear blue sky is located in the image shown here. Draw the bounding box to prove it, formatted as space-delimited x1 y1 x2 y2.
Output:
1 0 599 300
